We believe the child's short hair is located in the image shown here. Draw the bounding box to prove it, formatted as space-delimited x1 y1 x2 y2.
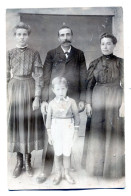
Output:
13 22 31 36
52 77 68 88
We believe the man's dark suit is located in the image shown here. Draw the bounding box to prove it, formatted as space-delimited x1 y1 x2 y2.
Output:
42 45 87 104
41 45 87 177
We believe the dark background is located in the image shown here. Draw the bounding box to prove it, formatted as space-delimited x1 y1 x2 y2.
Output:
20 14 112 67
6 8 123 136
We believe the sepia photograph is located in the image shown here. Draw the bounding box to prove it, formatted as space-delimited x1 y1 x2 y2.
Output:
6 6 125 191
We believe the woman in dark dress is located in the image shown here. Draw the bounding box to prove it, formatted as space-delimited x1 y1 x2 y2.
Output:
85 33 125 179
7 22 44 178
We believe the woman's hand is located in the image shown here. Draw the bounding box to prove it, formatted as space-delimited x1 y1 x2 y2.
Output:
41 101 48 115
32 72 43 82
119 103 124 118
32 97 40 111
85 104 92 117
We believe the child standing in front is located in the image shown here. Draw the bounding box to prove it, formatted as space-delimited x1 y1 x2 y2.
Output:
46 77 80 185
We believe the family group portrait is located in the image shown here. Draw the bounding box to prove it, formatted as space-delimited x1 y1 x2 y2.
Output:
6 7 125 190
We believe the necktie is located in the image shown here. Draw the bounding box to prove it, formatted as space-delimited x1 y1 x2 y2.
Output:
64 52 69 59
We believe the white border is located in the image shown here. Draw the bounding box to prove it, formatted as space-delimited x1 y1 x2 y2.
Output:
0 0 131 195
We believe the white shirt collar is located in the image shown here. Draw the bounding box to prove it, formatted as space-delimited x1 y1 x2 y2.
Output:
54 96 69 103
61 46 71 54
16 44 28 49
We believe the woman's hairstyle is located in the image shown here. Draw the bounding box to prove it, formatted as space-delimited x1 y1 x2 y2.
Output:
100 33 117 45
58 25 73 36
52 77 68 88
13 22 31 35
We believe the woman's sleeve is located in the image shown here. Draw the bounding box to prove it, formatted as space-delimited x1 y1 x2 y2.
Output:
42 51 53 102
119 58 124 88
71 99 80 126
79 51 87 102
86 61 96 105
46 102 52 129
33 51 44 98
7 51 11 83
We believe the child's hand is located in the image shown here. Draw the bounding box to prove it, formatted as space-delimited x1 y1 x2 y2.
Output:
48 134 53 145
47 129 53 145
74 126 79 131
73 128 79 142
32 97 40 111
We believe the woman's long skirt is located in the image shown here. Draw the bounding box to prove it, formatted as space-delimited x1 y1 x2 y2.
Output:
85 84 125 179
7 77 45 154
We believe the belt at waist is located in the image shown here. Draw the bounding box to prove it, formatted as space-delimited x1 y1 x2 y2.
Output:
13 75 32 80
96 82 120 87
52 116 73 119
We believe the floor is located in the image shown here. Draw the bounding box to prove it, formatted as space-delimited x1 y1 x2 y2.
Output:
7 136 125 190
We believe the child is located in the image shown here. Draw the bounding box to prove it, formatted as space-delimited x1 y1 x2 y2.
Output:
46 77 80 185
7 22 44 178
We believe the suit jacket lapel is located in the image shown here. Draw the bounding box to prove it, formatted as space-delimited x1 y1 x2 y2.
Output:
56 46 66 61
66 46 76 63
55 45 76 63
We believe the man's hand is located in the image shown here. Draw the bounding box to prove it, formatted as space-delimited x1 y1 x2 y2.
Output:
32 97 40 111
85 104 92 117
78 101 85 113
41 101 48 115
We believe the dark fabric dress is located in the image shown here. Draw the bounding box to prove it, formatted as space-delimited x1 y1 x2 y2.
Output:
85 54 125 179
7 47 45 154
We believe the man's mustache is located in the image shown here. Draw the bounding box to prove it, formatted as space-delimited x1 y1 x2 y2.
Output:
62 40 71 44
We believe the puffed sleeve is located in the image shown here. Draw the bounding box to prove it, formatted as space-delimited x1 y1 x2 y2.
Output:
46 102 53 129
71 99 80 126
119 58 124 88
32 51 44 98
86 61 97 104
7 51 11 83
42 51 54 102
79 51 87 102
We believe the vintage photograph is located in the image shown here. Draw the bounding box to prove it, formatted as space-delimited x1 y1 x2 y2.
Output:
6 7 125 190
